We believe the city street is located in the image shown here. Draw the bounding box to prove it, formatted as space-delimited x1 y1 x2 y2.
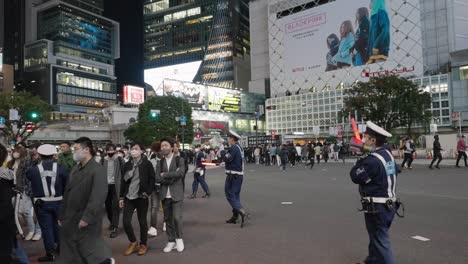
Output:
23 162 468 264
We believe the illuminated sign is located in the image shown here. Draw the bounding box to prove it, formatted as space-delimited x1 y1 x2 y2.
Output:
208 87 241 112
123 85 145 105
144 61 202 95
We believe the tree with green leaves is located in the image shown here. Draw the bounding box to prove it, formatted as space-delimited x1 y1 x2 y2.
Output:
124 96 194 146
341 75 432 136
0 91 52 144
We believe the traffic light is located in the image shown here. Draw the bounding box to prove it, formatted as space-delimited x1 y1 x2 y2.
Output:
149 109 160 120
29 111 40 121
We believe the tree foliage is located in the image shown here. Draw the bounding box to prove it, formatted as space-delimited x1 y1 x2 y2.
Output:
124 96 194 146
341 76 431 135
0 91 52 143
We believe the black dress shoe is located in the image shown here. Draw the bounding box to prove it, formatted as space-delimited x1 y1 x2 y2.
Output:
435 165 440 169
110 228 118 238
226 216 238 224
202 193 210 198
38 252 55 262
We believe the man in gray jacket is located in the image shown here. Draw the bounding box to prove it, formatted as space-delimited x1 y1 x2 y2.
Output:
155 137 186 253
101 143 124 238
59 137 114 264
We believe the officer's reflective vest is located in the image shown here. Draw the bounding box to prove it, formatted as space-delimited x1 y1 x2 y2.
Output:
36 163 62 202
370 149 397 198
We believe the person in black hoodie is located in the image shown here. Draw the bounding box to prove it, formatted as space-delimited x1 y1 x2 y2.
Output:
325 34 340 71
429 135 443 169
352 7 370 65
120 143 155 256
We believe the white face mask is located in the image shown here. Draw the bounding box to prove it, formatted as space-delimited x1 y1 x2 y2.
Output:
146 148 151 153
13 152 20 159
130 150 141 158
73 150 86 162
194 148 200 152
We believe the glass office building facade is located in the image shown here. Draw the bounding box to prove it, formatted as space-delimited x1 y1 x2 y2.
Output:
265 74 451 137
24 0 119 115
143 0 250 89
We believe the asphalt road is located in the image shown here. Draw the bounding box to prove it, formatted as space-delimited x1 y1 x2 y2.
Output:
23 162 468 264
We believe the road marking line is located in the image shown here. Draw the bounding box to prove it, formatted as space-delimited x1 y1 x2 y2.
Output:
412 236 430 242
281 202 293 205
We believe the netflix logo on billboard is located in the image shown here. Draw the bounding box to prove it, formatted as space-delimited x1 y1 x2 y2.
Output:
123 85 145 105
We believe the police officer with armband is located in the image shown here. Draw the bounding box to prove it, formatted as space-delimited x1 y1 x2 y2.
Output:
222 130 250 228
26 144 69 262
350 121 403 264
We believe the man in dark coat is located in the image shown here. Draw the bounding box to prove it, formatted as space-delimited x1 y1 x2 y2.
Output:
58 137 114 264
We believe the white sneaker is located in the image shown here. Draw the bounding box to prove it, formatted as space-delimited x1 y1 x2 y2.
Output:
175 239 184 252
163 242 177 253
32 233 42 241
163 222 166 232
110 258 115 264
147 227 158 237
24 232 34 241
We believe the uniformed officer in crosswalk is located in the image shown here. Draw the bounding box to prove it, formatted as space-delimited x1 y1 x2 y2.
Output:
223 130 249 228
26 144 69 262
350 121 402 264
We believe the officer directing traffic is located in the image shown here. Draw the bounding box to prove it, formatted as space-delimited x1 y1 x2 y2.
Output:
350 121 402 264
223 130 249 228
26 144 69 262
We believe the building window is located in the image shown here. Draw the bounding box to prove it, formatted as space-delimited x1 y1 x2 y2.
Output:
144 0 169 14
460 65 468 80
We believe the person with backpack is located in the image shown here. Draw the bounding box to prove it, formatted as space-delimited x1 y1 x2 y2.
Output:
279 145 289 171
155 137 186 253
120 143 155 256
101 144 124 239
400 137 415 170
27 144 69 262
189 145 210 199
323 143 331 163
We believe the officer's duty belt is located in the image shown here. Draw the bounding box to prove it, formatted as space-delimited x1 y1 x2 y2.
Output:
362 197 396 204
34 196 63 202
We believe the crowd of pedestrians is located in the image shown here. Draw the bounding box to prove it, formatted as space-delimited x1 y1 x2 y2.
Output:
0 132 247 263
243 142 350 170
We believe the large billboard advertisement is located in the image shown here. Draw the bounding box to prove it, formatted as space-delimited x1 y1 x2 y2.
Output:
269 0 423 93
284 0 392 74
162 79 207 109
144 60 202 95
208 87 241 112
123 85 145 105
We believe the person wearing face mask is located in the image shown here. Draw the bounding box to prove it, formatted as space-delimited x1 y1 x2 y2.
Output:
8 146 43 242
58 142 76 173
189 145 210 199
26 144 68 262
155 137 186 253
120 143 155 256
59 137 114 264
101 144 124 239
350 121 401 264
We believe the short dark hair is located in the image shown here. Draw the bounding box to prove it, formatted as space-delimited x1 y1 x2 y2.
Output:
61 142 71 147
160 137 175 147
122 145 129 150
0 144 8 165
106 143 116 151
16 142 27 148
27 142 41 150
74 137 96 156
131 143 145 151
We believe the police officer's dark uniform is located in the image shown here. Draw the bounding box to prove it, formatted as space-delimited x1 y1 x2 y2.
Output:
26 144 68 262
350 121 402 264
223 130 249 227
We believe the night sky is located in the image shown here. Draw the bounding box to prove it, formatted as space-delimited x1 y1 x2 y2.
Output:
103 0 145 97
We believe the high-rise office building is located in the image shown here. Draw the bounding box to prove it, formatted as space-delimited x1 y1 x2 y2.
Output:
143 0 251 90
22 0 120 116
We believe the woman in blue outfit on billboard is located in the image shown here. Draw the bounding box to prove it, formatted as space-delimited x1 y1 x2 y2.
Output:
332 20 355 69
352 7 370 66
368 0 390 63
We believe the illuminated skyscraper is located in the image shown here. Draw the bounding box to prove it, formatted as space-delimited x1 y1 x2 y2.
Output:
143 0 250 90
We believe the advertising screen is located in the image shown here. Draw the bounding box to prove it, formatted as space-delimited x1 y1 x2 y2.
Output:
194 120 229 136
144 61 202 95
123 85 145 105
283 0 392 74
269 0 423 92
207 87 241 112
163 79 207 109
